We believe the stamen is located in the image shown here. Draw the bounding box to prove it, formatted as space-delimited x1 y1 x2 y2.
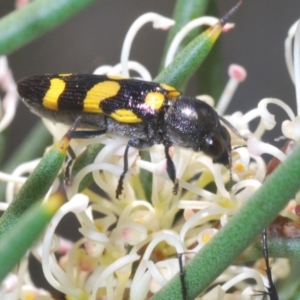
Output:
79 226 110 243
257 98 295 130
217 64 247 115
89 253 140 299
147 260 169 289
219 115 247 140
282 117 300 141
165 16 234 67
240 108 261 125
284 21 298 84
165 16 217 66
15 0 29 9
197 228 218 245
0 172 26 184
231 179 262 197
94 61 152 80
120 222 148 245
136 158 167 175
6 159 40 204
117 200 156 227
0 56 17 132
0 91 18 132
120 13 174 77
0 273 18 297
41 194 89 297
0 202 9 211
247 138 286 161
196 94 215 107
221 269 264 295
93 64 114 75
110 61 152 80
179 206 228 252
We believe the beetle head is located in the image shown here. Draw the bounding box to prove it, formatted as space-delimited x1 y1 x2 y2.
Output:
165 96 232 168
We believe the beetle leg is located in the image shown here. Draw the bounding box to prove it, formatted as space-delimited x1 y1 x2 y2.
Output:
64 128 108 186
65 146 76 185
116 138 153 199
164 144 178 195
69 129 107 139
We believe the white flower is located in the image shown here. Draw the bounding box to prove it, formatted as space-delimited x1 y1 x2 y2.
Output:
4 8 300 300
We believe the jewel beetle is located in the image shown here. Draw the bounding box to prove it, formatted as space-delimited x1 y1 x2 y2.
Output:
17 74 241 198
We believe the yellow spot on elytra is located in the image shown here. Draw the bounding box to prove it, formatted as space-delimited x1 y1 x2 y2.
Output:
235 163 245 172
202 234 211 243
160 83 175 91
168 90 181 99
43 78 66 110
144 92 165 110
111 109 142 123
160 83 180 99
59 73 72 77
83 81 120 112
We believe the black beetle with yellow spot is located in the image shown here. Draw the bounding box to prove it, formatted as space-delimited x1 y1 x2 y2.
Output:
18 73 240 199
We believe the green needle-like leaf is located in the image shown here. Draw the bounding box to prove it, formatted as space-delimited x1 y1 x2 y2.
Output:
197 1 223 101
0 194 63 282
155 22 223 89
0 130 71 238
152 144 300 300
240 236 300 262
160 0 209 71
0 0 98 55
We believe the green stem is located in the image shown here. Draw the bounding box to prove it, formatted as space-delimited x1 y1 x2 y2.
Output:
0 0 98 55
239 237 300 262
0 194 63 281
155 22 223 89
196 1 223 100
152 144 300 300
0 132 70 238
159 0 209 71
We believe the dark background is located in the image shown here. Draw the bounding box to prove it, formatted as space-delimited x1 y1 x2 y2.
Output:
1 0 300 157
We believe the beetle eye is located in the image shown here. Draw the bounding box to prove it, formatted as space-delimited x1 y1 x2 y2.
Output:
204 135 222 158
205 136 213 146
202 132 231 168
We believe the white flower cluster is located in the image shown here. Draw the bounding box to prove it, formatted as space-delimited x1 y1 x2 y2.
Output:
0 10 299 300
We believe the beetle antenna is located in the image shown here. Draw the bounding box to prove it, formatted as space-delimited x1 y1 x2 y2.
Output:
220 1 243 26
219 115 247 141
232 145 247 151
178 253 187 300
262 229 279 300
